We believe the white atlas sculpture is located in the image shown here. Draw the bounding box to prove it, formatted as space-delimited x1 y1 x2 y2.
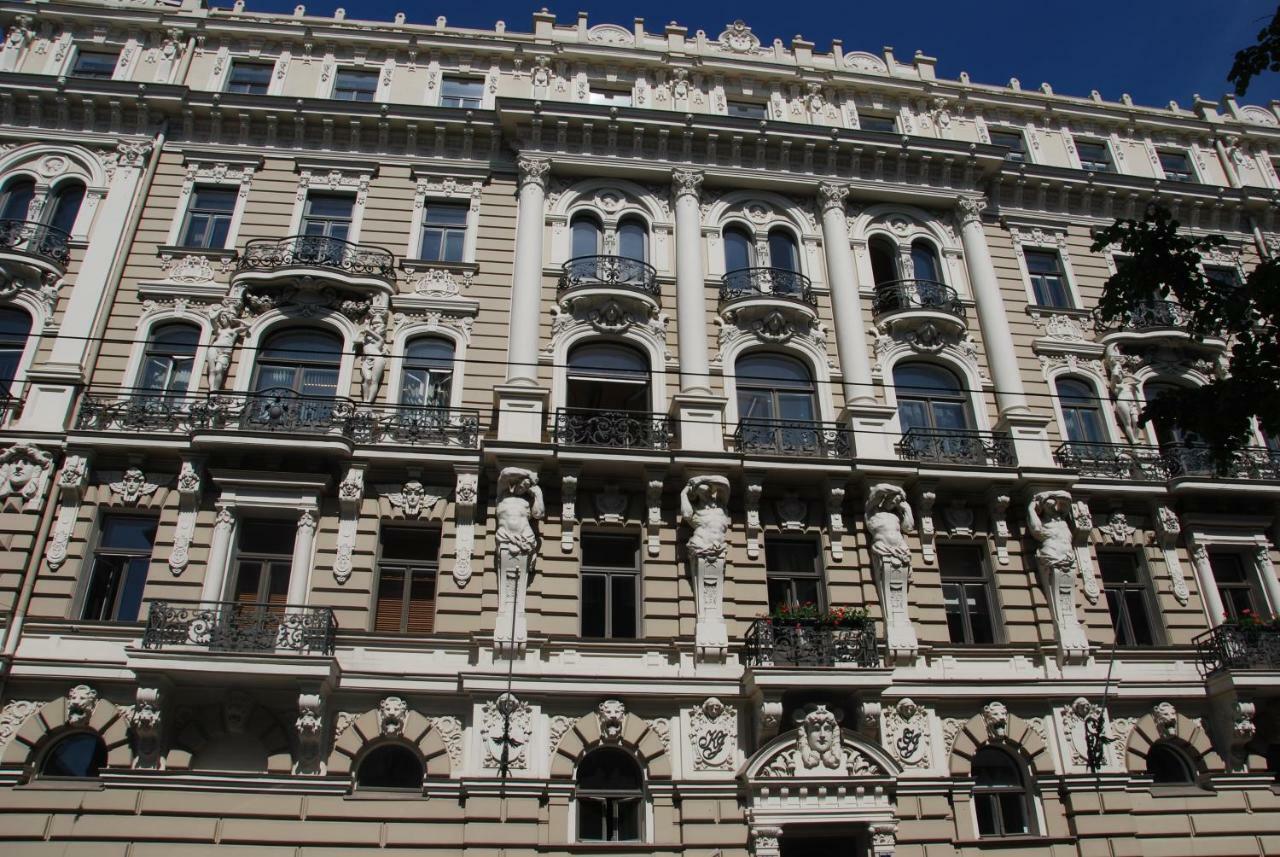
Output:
494 467 543 654
865 483 919 659
1028 490 1090 659
681 475 731 657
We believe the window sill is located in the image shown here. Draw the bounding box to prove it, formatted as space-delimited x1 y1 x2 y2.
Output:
1146 784 1215 797
156 245 238 260
952 835 1067 847
1025 304 1086 316
401 259 478 274
18 779 105 791
344 789 427 800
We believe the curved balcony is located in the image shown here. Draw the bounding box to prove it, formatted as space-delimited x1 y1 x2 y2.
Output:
1054 440 1280 482
718 267 817 327
557 255 661 317
0 219 71 277
1195 625 1280 675
743 618 880 668
142 600 336 656
734 418 853 459
234 235 396 295
896 427 1016 468
1091 299 1223 349
872 279 966 336
552 407 673 450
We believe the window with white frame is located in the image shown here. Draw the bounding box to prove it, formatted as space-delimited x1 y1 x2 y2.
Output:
576 748 644 842
1158 148 1195 182
0 307 32 396
580 533 640 640
178 187 237 249
417 202 468 262
1074 138 1113 172
860 113 898 133
588 85 632 107
71 49 119 79
333 69 378 102
1024 248 1072 308
1211 551 1261 621
80 515 157 623
973 746 1034 836
726 100 767 119
226 61 273 95
1098 551 1158 646
1055 377 1108 444
989 128 1027 162
939 544 998 644
0 177 34 221
137 322 199 395
440 76 484 109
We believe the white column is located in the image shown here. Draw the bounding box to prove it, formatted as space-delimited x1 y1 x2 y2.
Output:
199 505 236 602
506 156 550 385
1189 538 1226 627
672 169 711 394
817 182 875 404
287 509 318 606
1254 543 1280 616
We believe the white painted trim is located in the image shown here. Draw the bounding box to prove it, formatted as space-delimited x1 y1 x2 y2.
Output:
1007 225 1084 310
165 156 257 249
405 175 483 262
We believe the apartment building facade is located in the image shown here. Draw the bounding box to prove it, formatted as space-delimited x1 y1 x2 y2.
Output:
0 1 1279 854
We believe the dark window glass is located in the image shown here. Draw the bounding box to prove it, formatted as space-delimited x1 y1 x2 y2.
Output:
374 527 440 634
82 516 157 622
737 353 816 424
230 519 295 607
571 214 602 258
566 342 650 412
1204 265 1240 289
41 733 108 778
440 76 484 109
910 239 941 281
226 62 273 95
418 203 467 262
300 193 353 240
71 50 118 79
0 178 35 221
1147 743 1195 784
356 744 424 789
939 544 995 644
764 539 822 612
1075 139 1113 172
580 534 639 639
1025 249 1071 308
1158 150 1194 182
973 747 1031 836
618 218 647 262
577 748 643 842
588 87 632 107
0 307 31 396
768 229 799 272
894 363 972 434
334 69 378 102
180 187 237 249
252 327 342 398
1210 552 1257 621
727 100 767 119
401 337 454 408
860 114 897 133
1099 552 1155 646
989 129 1026 161
139 322 198 394
46 182 84 235
869 236 899 286
1056 378 1107 444
724 226 754 271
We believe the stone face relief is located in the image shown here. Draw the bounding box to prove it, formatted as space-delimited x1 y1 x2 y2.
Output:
598 699 627 742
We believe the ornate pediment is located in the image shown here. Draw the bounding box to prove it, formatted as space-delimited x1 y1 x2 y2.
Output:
746 721 899 781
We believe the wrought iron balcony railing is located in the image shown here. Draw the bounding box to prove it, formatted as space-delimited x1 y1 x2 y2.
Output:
734 418 853 458
75 388 483 449
1194 625 1280 675
141 600 337 656
743 619 881 667
238 235 396 282
872 279 964 319
558 255 660 298
0 219 71 267
552 407 673 450
1092 299 1193 333
896 427 1016 467
719 267 816 308
1054 441 1280 481
1165 444 1280 480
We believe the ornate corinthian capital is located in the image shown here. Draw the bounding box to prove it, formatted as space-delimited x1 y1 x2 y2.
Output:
955 194 988 226
671 168 704 200
516 156 551 190
816 182 849 214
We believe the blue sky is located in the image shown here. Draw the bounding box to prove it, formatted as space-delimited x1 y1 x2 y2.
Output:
213 1 1280 110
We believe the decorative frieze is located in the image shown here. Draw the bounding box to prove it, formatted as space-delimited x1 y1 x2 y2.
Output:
884 698 930 768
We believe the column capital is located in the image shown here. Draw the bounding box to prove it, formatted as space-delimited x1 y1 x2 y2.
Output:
955 193 988 226
516 156 551 190
671 168 704 200
816 181 850 213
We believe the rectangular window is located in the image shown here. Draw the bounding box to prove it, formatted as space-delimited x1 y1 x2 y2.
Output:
1158 149 1194 182
301 192 354 241
81 516 157 622
860 114 898 133
989 129 1026 161
72 50 119 79
580 534 640 639
1098 552 1156 646
374 526 440 634
333 69 378 102
727 100 767 120
418 202 468 262
1025 248 1072 308
764 538 823 613
589 86 632 107
1211 552 1258 620
939 544 996 644
179 187 237 249
440 76 484 109
230 519 295 606
1204 265 1240 289
1075 138 1113 172
226 61 273 95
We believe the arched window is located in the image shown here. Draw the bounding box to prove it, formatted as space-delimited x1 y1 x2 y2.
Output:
138 323 198 395
724 225 754 272
356 744 425 790
894 363 972 434
910 239 941 282
617 217 647 262
571 214 602 259
972 746 1032 837
566 342 650 412
736 352 816 423
401 337 454 408
869 236 899 286
0 177 34 221
0 307 31 396
40 732 108 779
768 228 800 272
1143 380 1196 446
252 328 343 397
576 747 643 842
1147 742 1196 785
45 181 85 235
1056 377 1107 444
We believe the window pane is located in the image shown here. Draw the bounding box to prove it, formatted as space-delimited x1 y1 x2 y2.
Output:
1104 588 1132 646
1123 589 1154 645
768 231 798 272
441 77 484 107
83 555 126 621
897 399 930 433
578 797 606 841
238 520 297 555
582 574 607 637
228 62 273 94
1098 553 1140 584
583 535 637 568
335 70 378 101
939 545 984 578
115 557 149 622
101 516 158 551
767 577 794 612
1209 553 1247 582
572 218 600 257
610 575 637 639
975 794 998 836
382 527 441 561
1 179 35 220
72 50 118 78
942 581 966 643
618 221 646 262
966 583 995 644
998 793 1028 833
861 115 897 133
47 184 85 235
615 797 641 841
727 101 766 119
724 229 753 271
374 567 406 633
765 540 817 574
406 571 437 634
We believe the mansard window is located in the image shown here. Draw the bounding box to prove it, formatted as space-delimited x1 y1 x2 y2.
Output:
617 217 647 262
40 733 108 779
727 100 767 119
566 342 650 412
869 235 899 285
576 748 643 842
989 128 1026 161
1025 249 1072 308
229 519 295 607
1055 378 1107 444
571 213 603 259
894 363 972 434
356 744 424 790
374 526 440 634
71 49 118 79
252 328 342 398
737 352 817 424
440 76 484 109
1147 742 1196 784
860 113 897 133
226 61 273 95
910 239 941 282
588 86 632 107
767 228 800 272
333 68 378 102
138 323 198 395
580 533 640 640
1211 552 1259 621
45 181 84 236
1158 149 1195 183
724 225 754 272
417 202 467 262
764 538 823 612
401 337 454 408
0 307 32 396
1098 552 1157 646
1075 138 1113 172
300 193 354 241
972 747 1032 837
0 177 34 220
81 515 156 623
939 544 996 644
179 187 237 249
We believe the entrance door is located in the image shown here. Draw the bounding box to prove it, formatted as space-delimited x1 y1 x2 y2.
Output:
779 831 864 857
